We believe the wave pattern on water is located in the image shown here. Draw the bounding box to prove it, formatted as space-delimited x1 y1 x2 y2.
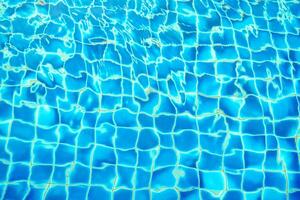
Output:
0 0 300 199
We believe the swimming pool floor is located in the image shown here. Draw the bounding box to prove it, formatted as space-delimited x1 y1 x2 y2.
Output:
0 0 300 199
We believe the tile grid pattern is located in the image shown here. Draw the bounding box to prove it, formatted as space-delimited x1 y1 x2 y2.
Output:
0 0 299 199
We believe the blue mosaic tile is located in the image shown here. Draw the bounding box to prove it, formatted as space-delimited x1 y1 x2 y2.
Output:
0 0 300 199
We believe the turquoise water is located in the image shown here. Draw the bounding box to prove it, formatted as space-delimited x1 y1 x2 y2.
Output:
0 0 300 199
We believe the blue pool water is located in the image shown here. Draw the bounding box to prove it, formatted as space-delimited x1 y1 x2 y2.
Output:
0 0 300 199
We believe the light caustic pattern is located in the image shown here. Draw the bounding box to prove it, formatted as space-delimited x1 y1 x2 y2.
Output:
0 0 300 199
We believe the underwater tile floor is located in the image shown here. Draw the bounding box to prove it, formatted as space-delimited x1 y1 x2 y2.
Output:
0 0 300 199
